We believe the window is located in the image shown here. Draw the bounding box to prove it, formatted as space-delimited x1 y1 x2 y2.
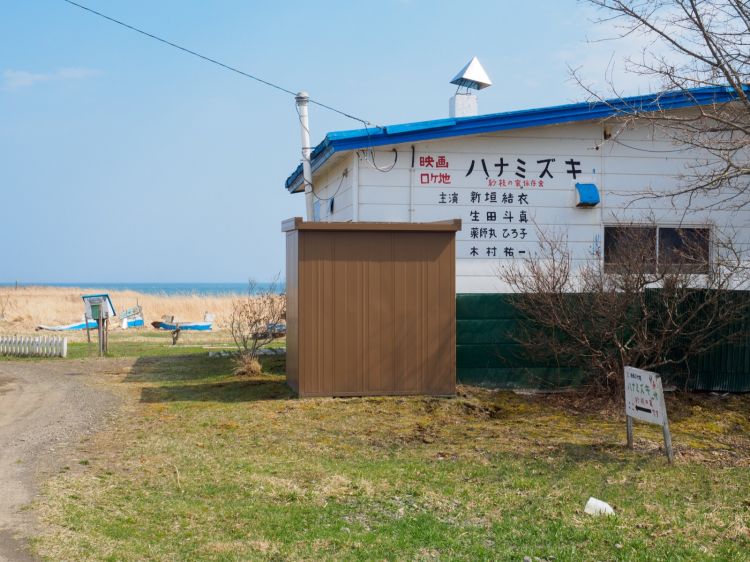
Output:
658 227 710 273
604 226 657 273
604 226 710 274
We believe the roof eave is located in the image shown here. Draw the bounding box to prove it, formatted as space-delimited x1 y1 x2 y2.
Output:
284 85 747 193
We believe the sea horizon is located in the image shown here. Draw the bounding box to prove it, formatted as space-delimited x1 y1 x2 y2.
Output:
0 281 285 296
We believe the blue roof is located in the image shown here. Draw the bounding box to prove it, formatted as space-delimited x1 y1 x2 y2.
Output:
285 85 747 192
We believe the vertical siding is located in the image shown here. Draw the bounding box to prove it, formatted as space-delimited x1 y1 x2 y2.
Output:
456 293 583 388
285 231 299 392
456 292 750 392
690 291 750 391
290 225 456 397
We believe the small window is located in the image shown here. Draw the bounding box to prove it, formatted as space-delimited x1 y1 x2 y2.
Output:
604 226 710 274
604 226 657 273
658 227 710 273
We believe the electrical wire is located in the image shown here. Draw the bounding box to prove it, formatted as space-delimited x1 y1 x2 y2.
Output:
62 0 402 186
359 122 398 172
362 146 399 173
613 139 692 153
61 0 376 126
312 172 346 202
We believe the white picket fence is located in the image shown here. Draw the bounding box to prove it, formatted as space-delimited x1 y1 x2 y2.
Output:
0 335 68 358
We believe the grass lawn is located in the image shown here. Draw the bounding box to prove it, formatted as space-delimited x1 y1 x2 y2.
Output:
20 329 285 359
35 353 750 561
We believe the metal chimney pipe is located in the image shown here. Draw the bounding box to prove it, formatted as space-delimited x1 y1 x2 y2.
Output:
295 91 315 220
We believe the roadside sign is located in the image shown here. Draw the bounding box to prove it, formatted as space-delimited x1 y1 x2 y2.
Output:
82 294 116 319
82 294 115 356
625 366 666 425
624 366 674 463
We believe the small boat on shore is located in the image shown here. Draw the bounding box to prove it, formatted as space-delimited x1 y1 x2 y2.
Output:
120 305 144 330
37 319 98 331
152 320 212 331
151 313 213 332
123 317 144 329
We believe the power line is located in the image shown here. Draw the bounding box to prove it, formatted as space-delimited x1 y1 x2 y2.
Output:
61 0 376 126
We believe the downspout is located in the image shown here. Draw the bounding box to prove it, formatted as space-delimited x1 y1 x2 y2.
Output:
598 124 607 261
295 91 314 220
409 145 415 223
352 152 359 221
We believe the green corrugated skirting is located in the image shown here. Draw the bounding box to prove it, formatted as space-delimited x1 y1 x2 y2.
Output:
456 292 750 392
457 367 585 389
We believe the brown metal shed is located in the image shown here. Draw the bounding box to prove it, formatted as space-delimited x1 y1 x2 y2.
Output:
283 217 460 398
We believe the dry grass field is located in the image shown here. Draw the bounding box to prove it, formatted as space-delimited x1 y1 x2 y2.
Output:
3 287 749 560
0 286 238 335
31 354 750 561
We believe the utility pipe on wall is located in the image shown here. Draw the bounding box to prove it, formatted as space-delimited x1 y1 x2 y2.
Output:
409 145 415 223
295 91 314 220
352 152 359 221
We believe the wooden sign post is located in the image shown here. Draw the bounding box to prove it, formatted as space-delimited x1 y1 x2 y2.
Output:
82 294 115 357
624 366 674 463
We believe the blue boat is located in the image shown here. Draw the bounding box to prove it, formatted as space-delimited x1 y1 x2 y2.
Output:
37 319 98 331
125 317 144 328
153 320 212 331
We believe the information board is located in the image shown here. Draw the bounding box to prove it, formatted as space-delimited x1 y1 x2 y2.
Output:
624 366 667 426
414 151 597 261
624 366 673 462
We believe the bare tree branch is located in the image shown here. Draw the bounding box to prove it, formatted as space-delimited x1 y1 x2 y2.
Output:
578 0 750 208
499 223 750 396
229 278 286 375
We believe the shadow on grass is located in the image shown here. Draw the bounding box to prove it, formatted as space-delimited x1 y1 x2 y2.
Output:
124 353 292 403
123 355 225 383
140 378 294 403
552 441 657 467
124 354 285 383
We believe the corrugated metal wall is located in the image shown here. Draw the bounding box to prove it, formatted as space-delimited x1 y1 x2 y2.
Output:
690 291 750 391
456 293 583 389
285 219 459 398
456 292 750 392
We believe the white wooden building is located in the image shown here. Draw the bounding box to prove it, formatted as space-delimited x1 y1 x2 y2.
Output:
284 87 749 293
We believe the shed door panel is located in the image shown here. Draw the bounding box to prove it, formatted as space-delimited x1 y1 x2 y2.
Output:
365 233 395 393
297 229 455 397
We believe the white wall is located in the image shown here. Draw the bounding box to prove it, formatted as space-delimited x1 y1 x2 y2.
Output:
311 155 353 222
310 119 750 292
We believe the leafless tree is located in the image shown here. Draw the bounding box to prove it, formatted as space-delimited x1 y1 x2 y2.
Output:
499 224 749 396
229 279 286 375
578 0 750 208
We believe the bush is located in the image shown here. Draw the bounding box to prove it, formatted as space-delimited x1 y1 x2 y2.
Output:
229 279 286 370
233 354 262 376
499 226 750 396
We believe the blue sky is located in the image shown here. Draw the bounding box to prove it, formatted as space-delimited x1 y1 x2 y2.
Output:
1 0 654 283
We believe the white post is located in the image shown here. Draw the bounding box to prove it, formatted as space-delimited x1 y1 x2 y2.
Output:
409 147 415 223
351 152 359 222
295 91 315 221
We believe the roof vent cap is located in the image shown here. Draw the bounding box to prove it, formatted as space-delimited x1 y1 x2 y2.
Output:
450 57 492 91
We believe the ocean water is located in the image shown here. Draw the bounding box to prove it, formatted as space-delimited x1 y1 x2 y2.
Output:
0 282 284 296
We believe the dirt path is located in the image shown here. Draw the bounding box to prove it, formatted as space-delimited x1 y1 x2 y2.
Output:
0 360 124 562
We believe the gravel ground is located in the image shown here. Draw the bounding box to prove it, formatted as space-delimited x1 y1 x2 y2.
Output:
0 359 124 562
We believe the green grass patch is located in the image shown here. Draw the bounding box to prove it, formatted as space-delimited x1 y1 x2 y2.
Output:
35 355 750 561
66 340 213 359
1 330 284 360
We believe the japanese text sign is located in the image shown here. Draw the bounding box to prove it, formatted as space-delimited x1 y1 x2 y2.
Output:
624 366 667 426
